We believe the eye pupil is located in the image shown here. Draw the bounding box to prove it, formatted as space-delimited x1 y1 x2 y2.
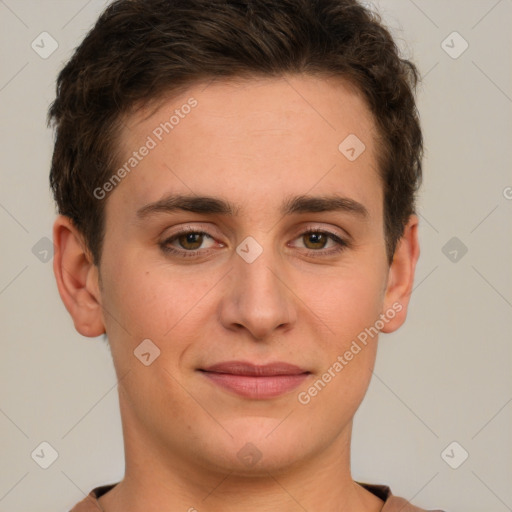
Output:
304 232 326 249
179 232 203 250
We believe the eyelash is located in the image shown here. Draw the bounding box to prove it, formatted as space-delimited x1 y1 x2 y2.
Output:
160 227 349 259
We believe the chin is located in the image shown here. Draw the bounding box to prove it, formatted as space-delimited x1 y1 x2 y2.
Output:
198 421 315 476
209 447 308 478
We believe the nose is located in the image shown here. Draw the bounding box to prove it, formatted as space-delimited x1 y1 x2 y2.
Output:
218 241 297 341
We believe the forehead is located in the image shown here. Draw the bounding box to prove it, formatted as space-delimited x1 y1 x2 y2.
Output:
109 74 382 221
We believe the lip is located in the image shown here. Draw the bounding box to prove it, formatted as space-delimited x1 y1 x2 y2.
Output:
199 361 310 399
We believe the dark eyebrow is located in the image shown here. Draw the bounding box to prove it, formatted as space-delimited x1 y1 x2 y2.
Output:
281 194 368 218
136 194 239 218
136 193 368 220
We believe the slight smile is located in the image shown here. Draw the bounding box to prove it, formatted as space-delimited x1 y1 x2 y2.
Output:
199 361 311 399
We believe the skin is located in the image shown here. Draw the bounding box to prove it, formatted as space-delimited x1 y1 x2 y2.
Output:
53 75 419 512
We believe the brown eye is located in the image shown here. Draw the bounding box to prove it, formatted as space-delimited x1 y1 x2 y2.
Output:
289 228 348 258
176 232 204 250
302 232 329 250
161 230 217 257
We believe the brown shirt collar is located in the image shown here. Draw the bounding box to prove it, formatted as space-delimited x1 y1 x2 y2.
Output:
69 481 445 512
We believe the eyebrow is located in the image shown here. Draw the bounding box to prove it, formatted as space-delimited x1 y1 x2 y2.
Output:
136 193 369 220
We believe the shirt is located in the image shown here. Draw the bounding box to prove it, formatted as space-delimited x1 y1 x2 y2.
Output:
69 481 445 511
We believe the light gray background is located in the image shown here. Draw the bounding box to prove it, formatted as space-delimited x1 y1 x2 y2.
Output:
1 1 511 511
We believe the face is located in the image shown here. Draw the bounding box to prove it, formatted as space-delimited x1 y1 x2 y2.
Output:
57 75 418 478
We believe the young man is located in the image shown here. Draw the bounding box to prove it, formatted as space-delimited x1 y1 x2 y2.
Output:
49 0 443 510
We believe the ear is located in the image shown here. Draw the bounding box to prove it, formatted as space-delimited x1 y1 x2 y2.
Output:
52 215 105 337
380 214 420 333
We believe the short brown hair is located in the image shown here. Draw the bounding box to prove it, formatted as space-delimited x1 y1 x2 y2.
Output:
48 0 422 266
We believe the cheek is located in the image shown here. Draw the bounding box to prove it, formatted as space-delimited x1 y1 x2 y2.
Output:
301 264 386 351
99 252 222 348
100 264 162 337
296 277 382 425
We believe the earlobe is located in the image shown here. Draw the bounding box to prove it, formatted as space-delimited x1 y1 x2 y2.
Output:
52 215 106 337
380 214 420 334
